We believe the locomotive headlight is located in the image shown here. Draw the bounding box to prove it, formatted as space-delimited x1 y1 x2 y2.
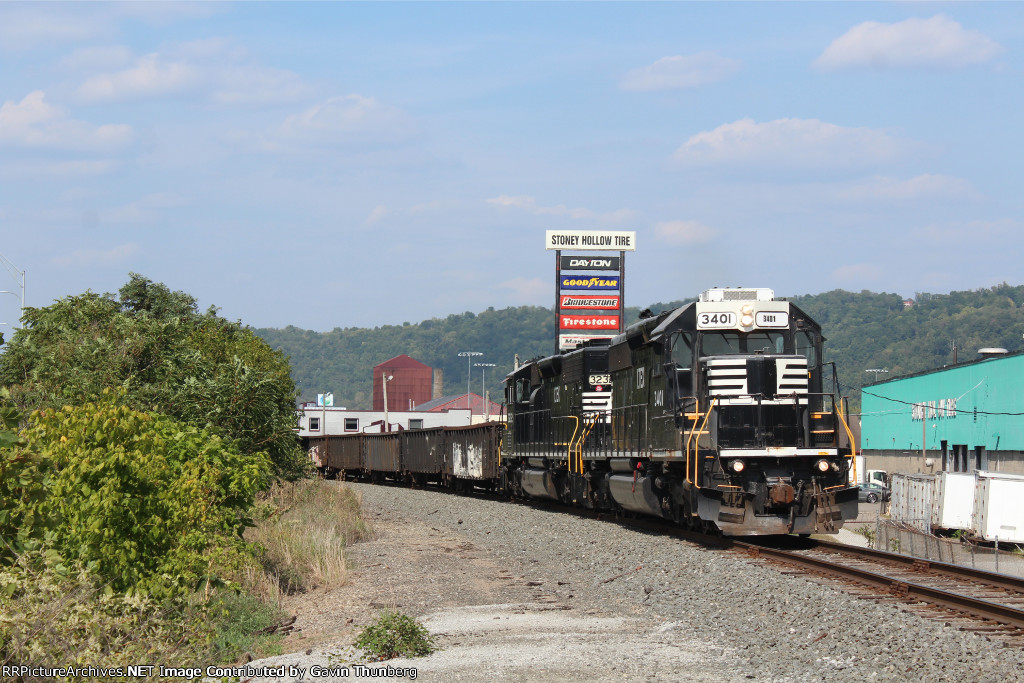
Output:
740 305 754 327
731 459 746 473
815 459 830 473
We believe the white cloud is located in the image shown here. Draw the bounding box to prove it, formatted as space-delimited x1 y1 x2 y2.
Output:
832 263 883 283
0 91 133 152
0 6 111 51
78 53 200 101
497 277 548 302
673 118 908 169
76 41 310 105
655 220 717 245
366 205 388 225
105 193 190 225
914 218 1018 242
53 243 140 268
277 95 416 147
835 174 981 202
621 52 741 91
815 15 1002 70
486 195 636 223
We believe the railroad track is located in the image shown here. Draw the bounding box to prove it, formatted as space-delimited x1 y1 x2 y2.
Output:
343 478 1024 647
733 536 1024 648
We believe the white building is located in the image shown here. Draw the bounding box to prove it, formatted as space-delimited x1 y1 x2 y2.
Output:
296 402 472 437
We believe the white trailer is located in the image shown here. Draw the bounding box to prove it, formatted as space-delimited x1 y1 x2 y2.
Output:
932 471 974 532
972 471 1024 543
890 473 935 534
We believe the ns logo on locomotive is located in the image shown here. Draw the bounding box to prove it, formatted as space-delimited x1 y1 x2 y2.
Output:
503 287 859 535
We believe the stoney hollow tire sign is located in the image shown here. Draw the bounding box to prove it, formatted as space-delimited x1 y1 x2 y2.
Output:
546 230 636 353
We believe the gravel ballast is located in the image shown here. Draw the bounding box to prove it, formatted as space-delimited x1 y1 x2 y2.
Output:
245 482 1024 682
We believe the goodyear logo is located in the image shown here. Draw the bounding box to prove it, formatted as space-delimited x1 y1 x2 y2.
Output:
560 276 620 290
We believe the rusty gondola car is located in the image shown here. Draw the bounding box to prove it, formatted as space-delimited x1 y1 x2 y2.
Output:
311 422 504 490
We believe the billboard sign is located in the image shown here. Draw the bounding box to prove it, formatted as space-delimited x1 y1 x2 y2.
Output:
559 333 616 350
559 255 620 271
560 275 620 290
560 315 620 330
546 230 636 251
560 294 620 309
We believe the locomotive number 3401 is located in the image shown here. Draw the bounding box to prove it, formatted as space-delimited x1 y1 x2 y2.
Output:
697 311 736 328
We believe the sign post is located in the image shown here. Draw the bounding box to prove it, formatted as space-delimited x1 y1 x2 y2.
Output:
545 230 636 353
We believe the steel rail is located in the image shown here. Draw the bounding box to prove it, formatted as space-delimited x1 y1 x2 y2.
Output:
733 540 1024 630
799 537 1024 594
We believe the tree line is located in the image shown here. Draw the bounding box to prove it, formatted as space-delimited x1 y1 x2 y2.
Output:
255 284 1024 412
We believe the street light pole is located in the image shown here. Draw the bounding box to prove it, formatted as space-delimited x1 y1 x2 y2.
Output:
457 351 482 408
474 362 496 419
382 373 393 432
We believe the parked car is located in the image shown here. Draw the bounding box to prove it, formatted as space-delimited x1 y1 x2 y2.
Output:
858 482 891 504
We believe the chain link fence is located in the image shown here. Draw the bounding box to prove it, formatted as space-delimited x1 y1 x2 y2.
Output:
862 515 1024 578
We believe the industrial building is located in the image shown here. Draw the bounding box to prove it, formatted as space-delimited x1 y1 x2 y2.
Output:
372 354 439 411
860 350 1024 477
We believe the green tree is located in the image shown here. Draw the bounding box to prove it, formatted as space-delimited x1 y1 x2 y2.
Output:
0 274 305 477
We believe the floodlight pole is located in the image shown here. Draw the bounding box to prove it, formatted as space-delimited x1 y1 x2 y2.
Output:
0 253 25 328
475 362 496 419
458 351 482 408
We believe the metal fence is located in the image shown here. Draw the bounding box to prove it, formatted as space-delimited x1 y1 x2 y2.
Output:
868 516 1024 578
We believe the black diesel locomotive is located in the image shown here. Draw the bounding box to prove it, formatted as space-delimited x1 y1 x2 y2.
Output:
502 287 859 535
308 287 858 536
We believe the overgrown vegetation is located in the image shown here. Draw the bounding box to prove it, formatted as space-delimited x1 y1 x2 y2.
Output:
0 275 366 672
257 283 1024 412
0 274 307 478
355 611 434 661
247 480 371 601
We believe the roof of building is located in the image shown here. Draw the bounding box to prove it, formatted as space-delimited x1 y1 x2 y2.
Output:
869 348 1024 386
415 393 501 414
373 354 432 370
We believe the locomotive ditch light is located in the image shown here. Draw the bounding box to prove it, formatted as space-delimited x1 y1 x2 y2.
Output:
731 459 745 473
815 458 830 473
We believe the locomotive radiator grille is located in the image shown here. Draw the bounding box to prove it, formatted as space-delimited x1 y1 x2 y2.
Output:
706 357 808 404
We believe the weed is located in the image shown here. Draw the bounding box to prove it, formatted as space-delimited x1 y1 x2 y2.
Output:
889 538 901 552
355 611 434 661
853 526 876 545
246 480 371 599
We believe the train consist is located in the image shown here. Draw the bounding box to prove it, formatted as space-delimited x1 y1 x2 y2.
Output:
309 287 859 536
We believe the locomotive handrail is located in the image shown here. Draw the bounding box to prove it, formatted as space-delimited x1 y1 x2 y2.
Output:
685 398 717 488
835 400 858 482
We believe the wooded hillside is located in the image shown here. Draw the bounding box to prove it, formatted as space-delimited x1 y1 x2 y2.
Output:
256 284 1024 412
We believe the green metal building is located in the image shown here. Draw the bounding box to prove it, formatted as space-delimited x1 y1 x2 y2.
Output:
860 350 1024 476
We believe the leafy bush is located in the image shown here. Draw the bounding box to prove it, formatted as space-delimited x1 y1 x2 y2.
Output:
0 552 212 672
355 611 434 661
3 392 270 598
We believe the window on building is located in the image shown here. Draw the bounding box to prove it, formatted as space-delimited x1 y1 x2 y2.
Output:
409 419 424 430
309 417 320 431
345 418 359 431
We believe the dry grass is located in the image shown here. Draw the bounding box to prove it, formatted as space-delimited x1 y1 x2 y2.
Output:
245 479 371 603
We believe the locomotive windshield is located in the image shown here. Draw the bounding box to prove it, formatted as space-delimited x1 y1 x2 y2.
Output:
699 331 786 356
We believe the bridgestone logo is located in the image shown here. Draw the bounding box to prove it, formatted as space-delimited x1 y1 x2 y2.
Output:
561 296 618 308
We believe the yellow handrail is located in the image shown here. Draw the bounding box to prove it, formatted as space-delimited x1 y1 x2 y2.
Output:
835 403 857 484
685 398 717 489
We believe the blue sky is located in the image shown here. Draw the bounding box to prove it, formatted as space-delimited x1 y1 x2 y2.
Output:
1 2 1021 331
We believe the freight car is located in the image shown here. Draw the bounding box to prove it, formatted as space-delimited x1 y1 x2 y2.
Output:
502 287 859 535
309 422 503 491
